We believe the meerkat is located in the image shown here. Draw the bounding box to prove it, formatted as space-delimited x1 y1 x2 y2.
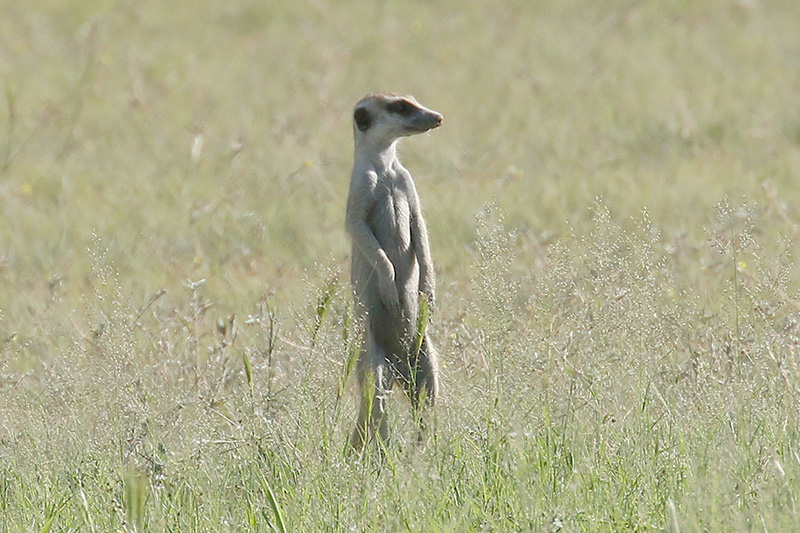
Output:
346 93 443 452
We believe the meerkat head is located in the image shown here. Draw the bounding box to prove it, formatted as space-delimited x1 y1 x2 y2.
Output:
353 93 443 149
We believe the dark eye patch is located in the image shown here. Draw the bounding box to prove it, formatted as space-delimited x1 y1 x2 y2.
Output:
386 100 414 115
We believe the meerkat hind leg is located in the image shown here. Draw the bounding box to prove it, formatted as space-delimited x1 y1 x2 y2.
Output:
405 336 439 446
350 329 392 453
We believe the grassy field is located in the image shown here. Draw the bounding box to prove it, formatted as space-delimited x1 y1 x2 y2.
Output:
2 0 800 530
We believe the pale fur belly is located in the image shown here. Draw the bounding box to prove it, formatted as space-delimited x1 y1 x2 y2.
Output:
351 194 420 344
372 192 412 258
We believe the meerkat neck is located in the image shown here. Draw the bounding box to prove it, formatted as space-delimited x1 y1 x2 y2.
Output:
354 138 399 174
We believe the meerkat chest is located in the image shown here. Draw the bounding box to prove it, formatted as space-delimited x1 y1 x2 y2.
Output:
372 172 412 247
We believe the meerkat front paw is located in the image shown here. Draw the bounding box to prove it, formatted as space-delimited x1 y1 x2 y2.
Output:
379 276 402 316
419 284 436 315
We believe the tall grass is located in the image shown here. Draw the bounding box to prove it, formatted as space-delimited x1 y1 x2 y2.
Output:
3 197 799 530
2 0 800 530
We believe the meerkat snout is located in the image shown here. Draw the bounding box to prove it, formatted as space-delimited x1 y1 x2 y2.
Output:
417 111 443 131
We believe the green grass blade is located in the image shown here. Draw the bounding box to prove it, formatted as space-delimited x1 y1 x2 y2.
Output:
39 499 68 533
415 293 429 357
242 349 254 396
258 471 287 533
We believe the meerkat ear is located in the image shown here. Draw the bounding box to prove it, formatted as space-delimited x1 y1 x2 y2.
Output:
354 107 372 132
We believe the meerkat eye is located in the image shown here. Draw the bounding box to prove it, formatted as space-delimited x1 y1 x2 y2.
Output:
387 100 414 115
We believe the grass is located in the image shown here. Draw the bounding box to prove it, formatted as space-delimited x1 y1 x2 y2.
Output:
2 0 800 530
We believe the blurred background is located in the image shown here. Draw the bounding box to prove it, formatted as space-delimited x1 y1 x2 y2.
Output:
2 0 798 312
